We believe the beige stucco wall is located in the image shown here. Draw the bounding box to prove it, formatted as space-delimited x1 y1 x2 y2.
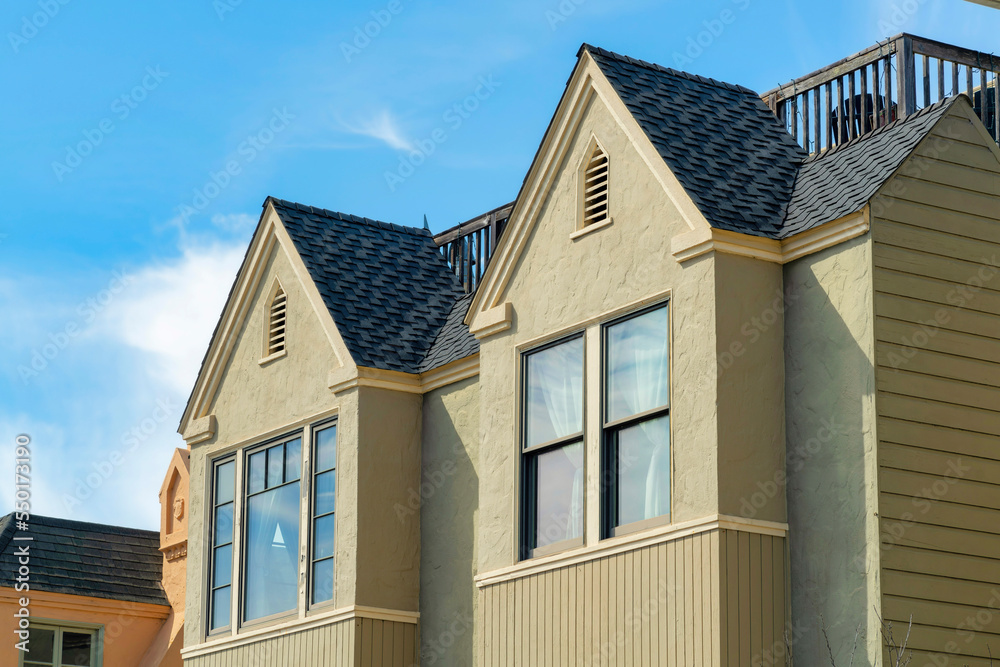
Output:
477 90 721 576
783 233 881 666
419 375 480 666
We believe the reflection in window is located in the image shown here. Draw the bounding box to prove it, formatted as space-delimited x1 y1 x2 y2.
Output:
603 305 670 534
244 438 301 622
22 624 97 667
311 422 337 605
521 336 585 557
209 459 235 632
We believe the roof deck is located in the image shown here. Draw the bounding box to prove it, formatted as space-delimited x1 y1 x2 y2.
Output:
763 33 999 154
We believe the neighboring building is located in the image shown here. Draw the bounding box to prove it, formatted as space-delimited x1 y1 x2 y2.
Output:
0 449 190 667
177 33 1000 667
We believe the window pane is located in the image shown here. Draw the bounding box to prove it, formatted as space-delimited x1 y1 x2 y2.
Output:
248 450 266 494
616 415 670 526
211 586 231 631
314 470 336 516
525 337 584 448
267 444 285 488
313 513 335 560
214 502 233 546
61 631 92 666
213 544 233 587
215 461 235 504
245 482 301 621
312 558 334 605
534 441 584 549
28 627 54 662
285 438 301 482
606 307 669 423
315 425 337 471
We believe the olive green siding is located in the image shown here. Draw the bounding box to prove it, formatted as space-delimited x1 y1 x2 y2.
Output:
873 108 1000 666
183 618 417 667
476 529 786 667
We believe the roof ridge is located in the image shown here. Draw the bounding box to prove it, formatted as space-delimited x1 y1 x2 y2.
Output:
580 43 758 96
266 197 432 238
801 95 961 164
0 512 159 538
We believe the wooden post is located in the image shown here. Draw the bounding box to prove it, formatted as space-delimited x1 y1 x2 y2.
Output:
802 90 811 151
825 82 833 149
884 55 893 122
897 35 917 118
952 62 960 97
848 74 857 139
860 66 869 134
921 55 931 108
995 72 1000 143
937 59 945 101
872 63 882 129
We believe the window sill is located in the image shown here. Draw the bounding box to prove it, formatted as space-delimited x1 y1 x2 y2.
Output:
258 349 287 366
475 514 788 588
570 217 613 240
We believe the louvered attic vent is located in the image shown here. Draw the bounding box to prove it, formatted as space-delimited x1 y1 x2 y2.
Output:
267 288 287 355
582 145 609 227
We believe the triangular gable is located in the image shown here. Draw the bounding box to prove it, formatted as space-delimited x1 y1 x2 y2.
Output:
178 201 356 442
466 46 715 338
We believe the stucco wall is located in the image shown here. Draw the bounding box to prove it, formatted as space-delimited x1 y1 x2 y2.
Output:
783 233 880 666
419 376 480 667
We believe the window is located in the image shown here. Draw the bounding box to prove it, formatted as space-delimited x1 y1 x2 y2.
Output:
520 335 585 558
602 305 670 536
208 458 235 633
310 422 337 605
581 141 609 228
21 624 99 667
243 435 301 623
266 286 287 356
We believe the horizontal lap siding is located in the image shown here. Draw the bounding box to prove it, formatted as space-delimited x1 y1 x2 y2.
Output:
873 114 1000 666
477 529 786 667
183 617 417 667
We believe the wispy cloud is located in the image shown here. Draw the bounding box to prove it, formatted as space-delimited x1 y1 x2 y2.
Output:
337 109 413 151
211 212 259 234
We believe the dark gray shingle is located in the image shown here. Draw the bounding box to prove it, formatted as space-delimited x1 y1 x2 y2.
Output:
418 293 478 373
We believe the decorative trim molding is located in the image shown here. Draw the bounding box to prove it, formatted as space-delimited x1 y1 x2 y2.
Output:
180 605 419 658
671 210 870 265
569 216 614 240
161 541 188 562
329 355 480 396
474 514 789 588
0 587 171 620
470 302 514 339
182 415 217 446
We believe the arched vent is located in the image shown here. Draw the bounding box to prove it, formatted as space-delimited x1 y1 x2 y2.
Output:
267 288 287 356
582 145 609 227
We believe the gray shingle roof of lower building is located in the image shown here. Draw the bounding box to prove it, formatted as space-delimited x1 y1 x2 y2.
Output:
418 292 478 373
0 514 168 606
781 97 960 236
269 198 469 374
584 44 807 238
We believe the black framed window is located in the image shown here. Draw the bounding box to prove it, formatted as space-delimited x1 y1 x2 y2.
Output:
310 422 337 606
520 335 585 559
243 435 301 623
208 458 235 633
602 304 670 536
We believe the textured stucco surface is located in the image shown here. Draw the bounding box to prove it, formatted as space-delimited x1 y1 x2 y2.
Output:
419 376 480 666
715 252 786 524
784 233 880 666
477 91 721 574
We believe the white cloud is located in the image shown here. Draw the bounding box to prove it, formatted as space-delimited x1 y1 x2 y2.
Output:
211 212 259 234
337 109 414 151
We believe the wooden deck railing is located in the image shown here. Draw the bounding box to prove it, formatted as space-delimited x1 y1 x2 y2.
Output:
762 34 1000 154
434 202 514 294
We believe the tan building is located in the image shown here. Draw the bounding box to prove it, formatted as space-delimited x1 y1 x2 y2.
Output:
177 33 1000 666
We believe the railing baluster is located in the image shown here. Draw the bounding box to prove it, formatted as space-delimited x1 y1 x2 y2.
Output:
825 82 833 149
848 73 857 139
803 89 811 150
885 55 893 124
790 95 798 143
952 62 960 97
861 65 870 134
995 71 1000 141
937 58 945 101
921 54 931 109
813 85 821 151
836 76 845 146
967 64 975 100
872 62 882 129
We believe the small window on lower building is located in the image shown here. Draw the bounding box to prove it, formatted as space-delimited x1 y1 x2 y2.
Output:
21 624 100 667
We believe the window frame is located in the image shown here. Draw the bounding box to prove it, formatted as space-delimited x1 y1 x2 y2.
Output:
308 418 338 610
600 302 672 539
20 620 102 667
518 332 587 561
206 455 236 636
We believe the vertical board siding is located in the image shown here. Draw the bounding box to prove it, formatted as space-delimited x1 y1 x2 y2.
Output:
183 617 417 667
874 115 1000 667
477 529 786 667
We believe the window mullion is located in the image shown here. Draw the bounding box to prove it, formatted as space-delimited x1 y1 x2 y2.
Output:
230 454 243 636
585 324 602 546
297 424 311 619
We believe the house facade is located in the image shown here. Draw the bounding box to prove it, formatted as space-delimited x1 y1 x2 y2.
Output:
177 35 1000 667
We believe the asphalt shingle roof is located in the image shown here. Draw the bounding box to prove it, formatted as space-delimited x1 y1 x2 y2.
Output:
269 198 474 374
0 514 168 606
584 44 807 238
418 293 478 373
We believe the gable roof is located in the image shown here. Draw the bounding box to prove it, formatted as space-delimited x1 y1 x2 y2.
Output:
268 198 473 374
584 44 807 238
0 514 168 606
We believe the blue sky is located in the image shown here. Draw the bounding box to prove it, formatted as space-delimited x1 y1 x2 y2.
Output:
1 0 998 530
